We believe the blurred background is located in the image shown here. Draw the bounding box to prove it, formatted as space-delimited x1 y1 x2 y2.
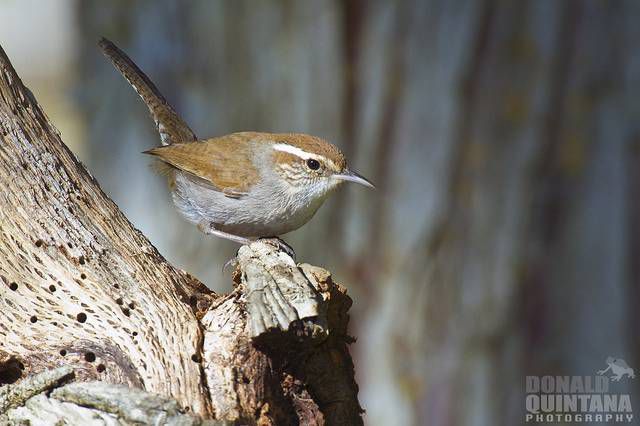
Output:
1 0 639 424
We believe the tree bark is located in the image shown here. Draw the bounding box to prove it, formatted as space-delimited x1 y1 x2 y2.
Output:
0 42 362 426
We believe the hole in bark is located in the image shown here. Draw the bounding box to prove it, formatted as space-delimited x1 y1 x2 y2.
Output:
67 242 73 248
76 313 87 323
132 331 138 336
191 354 201 363
49 284 56 292
35 239 43 247
78 256 85 265
9 282 18 291
116 297 123 305
0 360 23 385
84 352 96 363
80 273 86 280
185 406 191 412
52 322 57 326
122 308 130 317
59 349 67 356
128 302 135 310
96 364 106 373
30 316 37 323
113 283 120 289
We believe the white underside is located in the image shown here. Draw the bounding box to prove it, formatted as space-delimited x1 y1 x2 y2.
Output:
171 171 337 237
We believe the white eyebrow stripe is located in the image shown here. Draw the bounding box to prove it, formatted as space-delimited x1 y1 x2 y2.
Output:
273 143 315 159
272 143 339 170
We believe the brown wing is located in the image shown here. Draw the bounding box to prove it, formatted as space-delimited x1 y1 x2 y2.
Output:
144 133 261 197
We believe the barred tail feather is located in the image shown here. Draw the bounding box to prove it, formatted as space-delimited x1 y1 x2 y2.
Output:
98 37 197 146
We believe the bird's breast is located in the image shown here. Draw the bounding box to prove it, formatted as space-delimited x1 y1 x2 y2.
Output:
170 171 330 237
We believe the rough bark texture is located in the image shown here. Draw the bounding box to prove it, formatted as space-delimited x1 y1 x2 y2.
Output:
0 41 361 425
1 367 226 425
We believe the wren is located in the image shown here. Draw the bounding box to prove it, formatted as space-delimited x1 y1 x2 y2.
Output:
99 38 374 248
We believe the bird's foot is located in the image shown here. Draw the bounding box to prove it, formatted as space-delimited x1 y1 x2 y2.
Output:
257 237 296 262
222 237 296 274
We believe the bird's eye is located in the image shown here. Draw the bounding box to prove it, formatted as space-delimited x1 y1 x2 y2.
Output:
306 159 320 170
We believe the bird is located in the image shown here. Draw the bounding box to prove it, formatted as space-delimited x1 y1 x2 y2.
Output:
98 38 374 251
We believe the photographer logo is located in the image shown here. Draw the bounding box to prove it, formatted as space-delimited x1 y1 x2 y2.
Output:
525 357 634 423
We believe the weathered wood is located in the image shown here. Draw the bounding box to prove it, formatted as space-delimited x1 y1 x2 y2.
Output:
0 367 224 425
0 366 74 413
201 244 362 424
0 40 213 416
0 40 361 425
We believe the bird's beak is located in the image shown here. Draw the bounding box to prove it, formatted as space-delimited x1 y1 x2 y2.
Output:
332 170 376 189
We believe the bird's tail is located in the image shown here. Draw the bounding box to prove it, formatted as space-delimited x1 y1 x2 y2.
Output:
98 37 197 146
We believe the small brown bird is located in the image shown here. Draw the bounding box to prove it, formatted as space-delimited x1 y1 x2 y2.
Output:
99 38 373 248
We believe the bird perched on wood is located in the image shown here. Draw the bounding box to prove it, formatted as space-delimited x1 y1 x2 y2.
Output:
98 38 373 252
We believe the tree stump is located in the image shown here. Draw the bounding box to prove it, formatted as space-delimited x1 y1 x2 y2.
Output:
0 43 362 425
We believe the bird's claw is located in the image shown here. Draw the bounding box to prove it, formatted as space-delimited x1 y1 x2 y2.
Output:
222 256 239 274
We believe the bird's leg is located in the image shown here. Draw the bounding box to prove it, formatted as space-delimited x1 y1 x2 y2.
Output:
197 221 246 274
197 222 296 269
222 256 239 275
257 236 297 261
197 221 251 245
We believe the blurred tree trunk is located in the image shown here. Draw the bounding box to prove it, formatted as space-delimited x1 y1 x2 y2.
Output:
383 1 640 425
75 1 640 425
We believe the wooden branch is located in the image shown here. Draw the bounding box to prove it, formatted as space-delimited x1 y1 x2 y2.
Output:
202 244 361 424
1 367 226 425
0 43 362 425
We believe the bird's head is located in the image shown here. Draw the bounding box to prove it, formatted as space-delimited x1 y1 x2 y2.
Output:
270 134 374 198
